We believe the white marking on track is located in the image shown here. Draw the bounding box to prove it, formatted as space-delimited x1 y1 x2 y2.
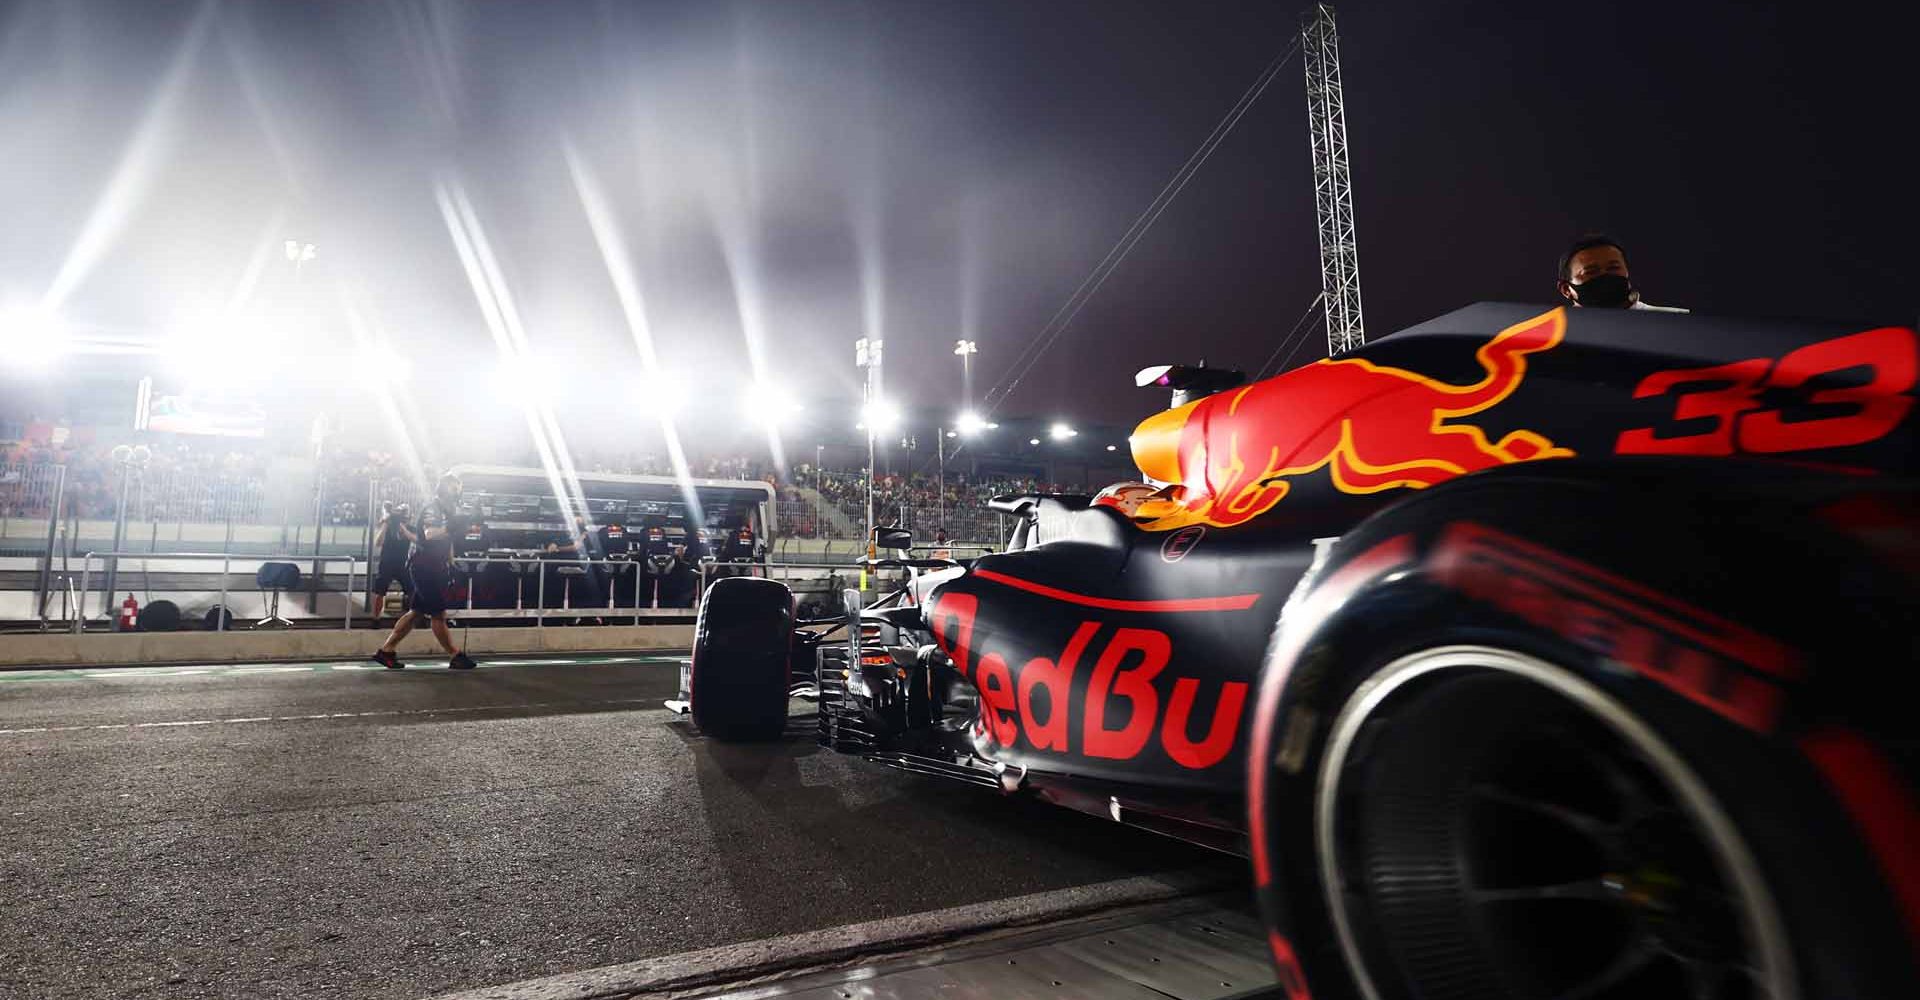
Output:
0 698 657 736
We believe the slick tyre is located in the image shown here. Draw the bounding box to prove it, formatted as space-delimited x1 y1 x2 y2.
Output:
1247 467 1918 1000
691 576 794 742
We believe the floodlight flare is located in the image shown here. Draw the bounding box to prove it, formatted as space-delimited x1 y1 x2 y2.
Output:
862 400 901 432
0 308 67 371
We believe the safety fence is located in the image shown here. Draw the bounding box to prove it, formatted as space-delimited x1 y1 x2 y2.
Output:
63 550 363 633
0 460 428 528
0 463 66 519
43 549 735 634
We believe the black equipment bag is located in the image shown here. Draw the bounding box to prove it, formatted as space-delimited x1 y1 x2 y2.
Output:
255 562 302 590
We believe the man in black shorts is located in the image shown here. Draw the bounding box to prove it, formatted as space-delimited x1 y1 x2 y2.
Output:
370 501 416 621
371 473 476 670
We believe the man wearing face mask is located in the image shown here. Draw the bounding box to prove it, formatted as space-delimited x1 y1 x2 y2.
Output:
1556 234 1688 313
371 472 477 670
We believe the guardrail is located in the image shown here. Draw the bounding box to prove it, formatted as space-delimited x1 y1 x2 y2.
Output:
71 550 364 634
56 550 730 634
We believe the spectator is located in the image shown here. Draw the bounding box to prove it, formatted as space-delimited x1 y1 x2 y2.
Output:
1556 234 1687 313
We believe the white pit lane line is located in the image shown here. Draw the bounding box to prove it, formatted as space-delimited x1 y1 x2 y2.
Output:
0 655 680 683
0 698 660 736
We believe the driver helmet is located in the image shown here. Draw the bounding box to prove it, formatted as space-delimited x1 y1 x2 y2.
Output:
1092 481 1162 519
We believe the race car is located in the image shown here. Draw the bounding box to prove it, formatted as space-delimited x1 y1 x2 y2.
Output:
689 302 1919 1000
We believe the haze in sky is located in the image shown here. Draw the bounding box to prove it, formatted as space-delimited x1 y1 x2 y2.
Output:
2 0 1910 439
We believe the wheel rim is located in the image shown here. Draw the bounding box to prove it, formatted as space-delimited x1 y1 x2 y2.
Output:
1315 646 1794 1000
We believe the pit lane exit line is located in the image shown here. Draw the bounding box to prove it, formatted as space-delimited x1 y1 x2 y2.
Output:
0 696 661 736
0 655 682 683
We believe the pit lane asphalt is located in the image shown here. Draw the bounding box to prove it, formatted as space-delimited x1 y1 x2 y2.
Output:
0 655 1243 1000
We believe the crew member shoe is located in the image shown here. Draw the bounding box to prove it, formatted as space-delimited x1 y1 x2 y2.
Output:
449 652 477 670
372 649 404 670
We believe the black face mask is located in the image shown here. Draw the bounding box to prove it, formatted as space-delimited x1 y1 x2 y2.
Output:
1569 272 1634 308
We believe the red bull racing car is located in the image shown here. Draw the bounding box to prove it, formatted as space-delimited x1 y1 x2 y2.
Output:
690 302 1919 1000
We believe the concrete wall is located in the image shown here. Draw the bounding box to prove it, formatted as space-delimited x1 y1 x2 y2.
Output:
0 624 693 669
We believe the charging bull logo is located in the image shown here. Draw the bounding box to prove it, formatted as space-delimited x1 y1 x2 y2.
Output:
1129 308 1574 530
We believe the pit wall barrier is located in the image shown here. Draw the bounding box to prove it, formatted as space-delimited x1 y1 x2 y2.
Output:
35 550 723 633
0 623 693 670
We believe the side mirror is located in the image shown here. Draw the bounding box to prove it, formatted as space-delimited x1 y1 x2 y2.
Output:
874 527 913 551
1135 363 1247 407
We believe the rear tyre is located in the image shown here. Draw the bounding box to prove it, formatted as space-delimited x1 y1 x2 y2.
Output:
1248 470 1918 1000
1319 646 1795 1000
690 577 794 742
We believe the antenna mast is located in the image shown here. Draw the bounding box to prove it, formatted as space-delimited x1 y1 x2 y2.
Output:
1301 3 1366 355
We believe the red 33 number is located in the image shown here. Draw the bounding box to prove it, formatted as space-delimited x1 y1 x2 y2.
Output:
1617 327 1918 456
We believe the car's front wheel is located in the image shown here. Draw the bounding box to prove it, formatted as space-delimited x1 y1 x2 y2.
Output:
690 576 794 742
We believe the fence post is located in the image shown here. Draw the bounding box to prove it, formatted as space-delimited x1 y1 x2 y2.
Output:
217 553 229 632
103 461 133 612
536 559 546 628
34 465 65 623
75 556 90 634
361 475 378 614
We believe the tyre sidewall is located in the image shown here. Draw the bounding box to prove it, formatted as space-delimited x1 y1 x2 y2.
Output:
1251 473 1918 1000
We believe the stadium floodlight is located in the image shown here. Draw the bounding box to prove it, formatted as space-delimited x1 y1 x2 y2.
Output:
355 345 411 385
638 372 689 418
861 399 901 432
1107 444 1118 452
1049 422 1078 441
955 410 988 436
0 307 66 371
1028 437 1041 446
168 317 275 386
743 382 802 428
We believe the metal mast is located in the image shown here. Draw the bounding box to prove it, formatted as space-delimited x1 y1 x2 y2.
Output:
1301 3 1366 354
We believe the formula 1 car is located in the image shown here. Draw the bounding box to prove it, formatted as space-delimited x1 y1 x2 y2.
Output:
689 303 1919 1000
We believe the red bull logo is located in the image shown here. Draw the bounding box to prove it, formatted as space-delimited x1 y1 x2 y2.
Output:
1128 308 1573 530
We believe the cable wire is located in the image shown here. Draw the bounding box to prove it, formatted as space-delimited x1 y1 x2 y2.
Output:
982 39 1303 415
1253 292 1326 381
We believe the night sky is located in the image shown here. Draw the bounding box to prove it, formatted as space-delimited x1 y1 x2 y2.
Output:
1 0 1912 446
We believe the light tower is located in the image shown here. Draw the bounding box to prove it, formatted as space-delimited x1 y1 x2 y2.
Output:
953 339 977 408
1301 3 1366 355
855 336 883 556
